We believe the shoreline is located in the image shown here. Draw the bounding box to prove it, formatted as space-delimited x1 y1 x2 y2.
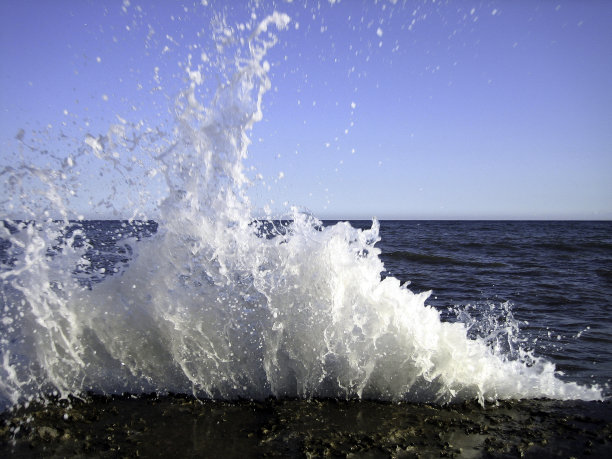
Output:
2 394 611 457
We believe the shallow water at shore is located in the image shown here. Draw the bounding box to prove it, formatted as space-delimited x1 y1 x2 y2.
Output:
2 394 611 457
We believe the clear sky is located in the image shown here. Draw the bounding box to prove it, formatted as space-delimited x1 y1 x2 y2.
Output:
1 0 611 220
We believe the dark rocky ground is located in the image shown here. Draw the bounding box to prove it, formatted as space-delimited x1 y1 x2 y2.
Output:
1 394 611 457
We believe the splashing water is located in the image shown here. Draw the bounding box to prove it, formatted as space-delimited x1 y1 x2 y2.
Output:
0 8 603 410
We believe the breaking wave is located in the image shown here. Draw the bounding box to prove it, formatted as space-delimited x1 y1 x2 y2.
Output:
0 8 602 410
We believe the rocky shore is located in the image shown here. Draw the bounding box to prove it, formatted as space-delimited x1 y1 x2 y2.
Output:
2 394 611 457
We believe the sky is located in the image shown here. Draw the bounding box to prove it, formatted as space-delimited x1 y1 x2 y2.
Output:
1 0 611 220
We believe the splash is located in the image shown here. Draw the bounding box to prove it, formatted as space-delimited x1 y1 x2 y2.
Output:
0 9 603 410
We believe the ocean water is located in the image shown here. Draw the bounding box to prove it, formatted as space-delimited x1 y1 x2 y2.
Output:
0 218 609 410
372 220 612 393
0 5 609 411
56 219 612 397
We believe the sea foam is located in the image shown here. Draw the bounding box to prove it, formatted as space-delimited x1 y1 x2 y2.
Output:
0 10 602 409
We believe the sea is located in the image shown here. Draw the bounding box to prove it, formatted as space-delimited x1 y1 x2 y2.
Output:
366 219 612 394
77 217 612 400
0 5 609 416
1 218 609 410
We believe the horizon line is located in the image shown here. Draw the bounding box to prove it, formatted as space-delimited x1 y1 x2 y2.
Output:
3 216 611 223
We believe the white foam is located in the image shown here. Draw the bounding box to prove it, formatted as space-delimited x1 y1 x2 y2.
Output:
0 11 603 409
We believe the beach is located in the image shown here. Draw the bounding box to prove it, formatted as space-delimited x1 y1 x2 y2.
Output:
2 394 611 457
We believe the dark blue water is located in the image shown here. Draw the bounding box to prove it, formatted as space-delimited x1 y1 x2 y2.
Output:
326 220 612 395
67 219 612 395
60 219 612 395
2 219 610 398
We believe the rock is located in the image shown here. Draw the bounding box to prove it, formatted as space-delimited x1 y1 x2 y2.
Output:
37 426 59 441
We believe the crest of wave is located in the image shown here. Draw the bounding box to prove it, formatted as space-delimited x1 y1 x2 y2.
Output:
0 12 602 408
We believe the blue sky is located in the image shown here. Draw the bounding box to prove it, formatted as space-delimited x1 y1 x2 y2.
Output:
1 0 611 220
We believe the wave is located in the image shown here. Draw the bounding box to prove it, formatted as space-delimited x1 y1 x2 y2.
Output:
0 9 603 410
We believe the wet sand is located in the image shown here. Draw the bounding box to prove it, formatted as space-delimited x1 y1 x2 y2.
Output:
2 394 611 457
